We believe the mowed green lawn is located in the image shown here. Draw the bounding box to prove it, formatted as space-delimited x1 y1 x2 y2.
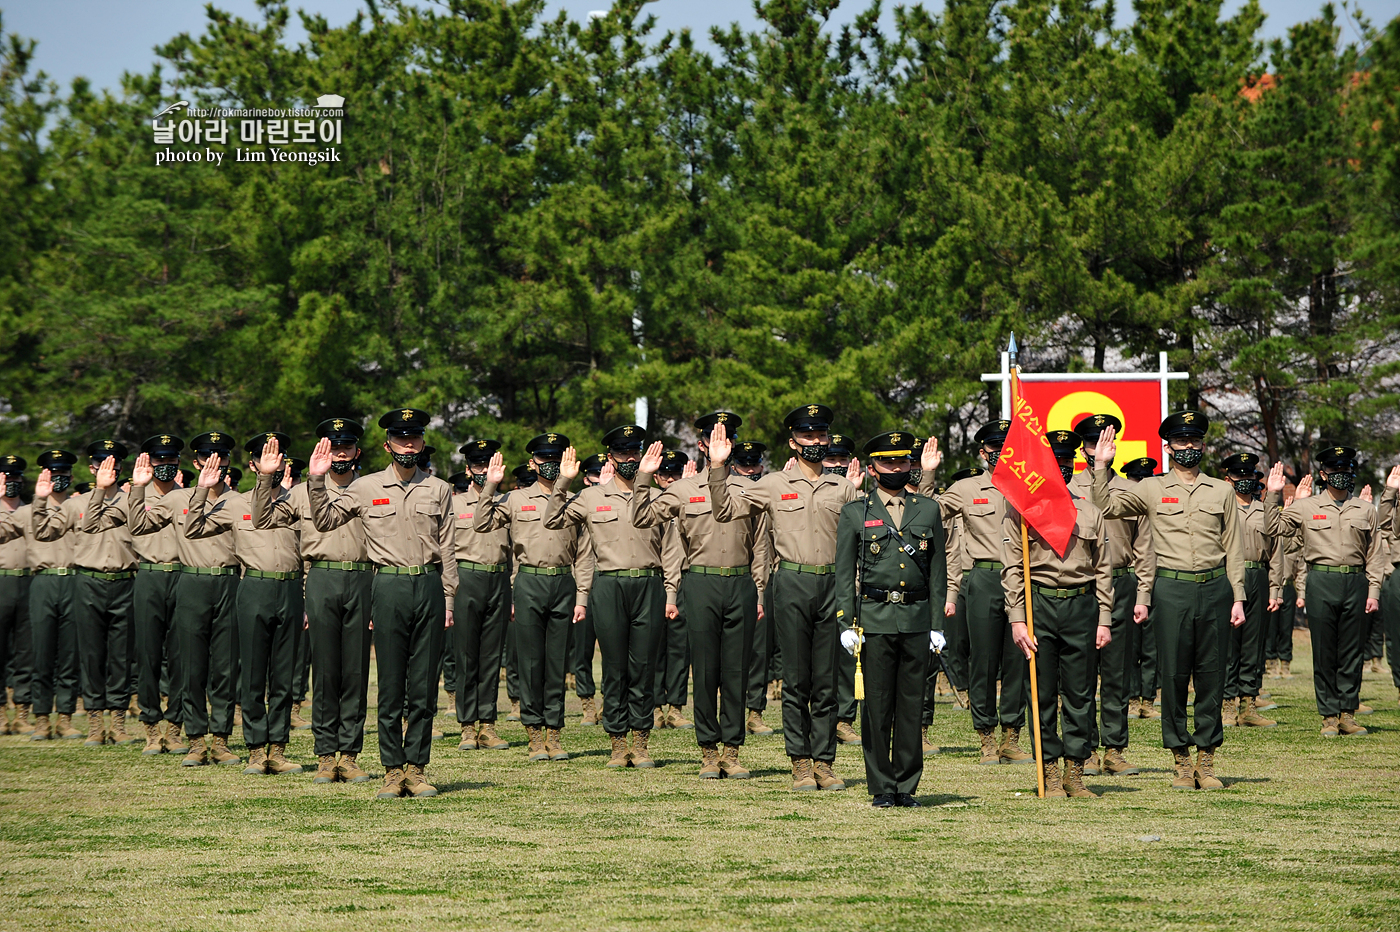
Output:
2 632 1399 932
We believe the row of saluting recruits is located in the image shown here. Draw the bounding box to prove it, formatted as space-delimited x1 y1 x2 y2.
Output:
1 405 1397 804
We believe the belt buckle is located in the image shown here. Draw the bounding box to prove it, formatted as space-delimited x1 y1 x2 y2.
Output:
888 591 904 604
407 565 423 576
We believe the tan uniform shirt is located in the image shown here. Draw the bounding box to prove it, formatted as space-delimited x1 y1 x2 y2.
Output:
473 478 593 607
943 513 967 602
629 471 772 598
306 468 458 600
251 476 368 564
0 501 28 569
1070 469 1156 606
544 477 682 600
929 472 1010 565
706 465 859 566
1235 499 1288 600
1091 467 1246 602
451 486 511 567
1001 494 1114 627
114 485 237 568
33 490 137 572
128 484 182 564
26 493 76 570
186 488 301 574
1266 490 1386 600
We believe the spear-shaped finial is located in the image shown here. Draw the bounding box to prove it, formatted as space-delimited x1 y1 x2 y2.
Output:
1008 332 1018 369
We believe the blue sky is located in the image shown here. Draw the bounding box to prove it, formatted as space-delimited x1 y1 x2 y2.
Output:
1 0 1382 98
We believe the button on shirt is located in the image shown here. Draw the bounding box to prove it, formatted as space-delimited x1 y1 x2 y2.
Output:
306 468 458 600
1069 468 1156 607
1001 494 1114 627
251 475 367 564
629 471 772 596
1266 490 1385 600
186 487 301 574
543 478 681 600
473 478 593 606
1091 467 1246 602
452 485 511 566
706 465 859 566
33 489 137 572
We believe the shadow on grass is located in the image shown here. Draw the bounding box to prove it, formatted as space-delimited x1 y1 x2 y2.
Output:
1091 784 1143 794
433 781 497 793
1221 777 1272 785
912 792 979 806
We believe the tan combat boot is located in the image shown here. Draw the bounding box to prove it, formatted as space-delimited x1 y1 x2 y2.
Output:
699 744 721 779
1063 759 1099 798
181 736 209 767
477 721 509 750
922 726 938 756
141 722 163 755
545 728 569 761
163 722 188 754
1102 747 1139 775
506 699 521 722
338 754 371 783
1041 759 1066 798
445 692 456 721
30 713 51 741
720 745 750 779
1221 697 1238 727
835 720 861 745
85 711 107 746
266 744 302 774
813 760 846 791
666 705 693 730
525 726 549 762
15 705 34 735
791 757 817 791
654 706 665 730
313 754 338 783
579 696 599 726
377 767 406 799
746 710 774 735
767 679 780 701
1170 748 1195 790
1137 697 1161 720
1356 703 1374 716
1265 658 1277 678
1127 697 1141 718
289 702 310 729
1279 660 1292 678
208 735 241 766
630 730 656 768
1339 712 1368 736
0 703 10 736
606 733 629 768
243 746 268 775
1238 697 1277 728
57 713 83 739
1082 749 1101 776
977 728 999 765
1194 748 1223 790
1320 715 1340 738
405 765 437 798
998 726 1033 764
110 711 138 745
458 723 478 751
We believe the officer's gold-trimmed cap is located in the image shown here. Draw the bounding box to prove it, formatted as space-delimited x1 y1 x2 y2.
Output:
862 431 915 458
784 404 833 432
459 439 501 463
36 449 78 469
602 425 646 451
316 417 364 442
1158 409 1208 439
0 454 26 474
85 440 129 461
378 408 430 435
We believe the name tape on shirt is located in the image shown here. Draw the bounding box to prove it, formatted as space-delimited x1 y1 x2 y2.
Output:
373 498 391 506
865 519 884 527
781 493 799 501
1313 514 1329 520
973 498 989 505
242 515 252 521
596 505 612 512
520 505 537 512
1162 497 1179 504
689 496 706 503
459 513 472 520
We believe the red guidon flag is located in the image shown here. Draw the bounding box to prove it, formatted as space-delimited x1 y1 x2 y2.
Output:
992 368 1078 557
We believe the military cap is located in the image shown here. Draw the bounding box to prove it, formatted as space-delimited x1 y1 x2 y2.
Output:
416 446 436 468
227 466 243 485
910 437 925 456
179 468 197 487
974 419 1012 445
448 472 472 493
526 432 569 456
85 440 129 461
862 430 917 458
1158 409 1208 439
950 466 985 483
459 439 501 463
141 434 184 457
601 425 646 451
1048 430 1081 457
694 411 741 439
74 482 93 494
827 433 856 457
316 417 364 442
1073 413 1122 443
243 431 290 456
286 457 307 479
378 408 431 435
731 441 766 465
657 450 689 474
0 455 26 474
513 464 537 487
1254 470 1265 480
190 431 235 455
1221 452 1262 476
784 404 833 432
36 449 78 469
581 453 607 476
1316 445 1358 471
1121 457 1158 479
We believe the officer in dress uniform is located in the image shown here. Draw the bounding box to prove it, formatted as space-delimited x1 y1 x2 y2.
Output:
651 449 693 731
835 431 947 807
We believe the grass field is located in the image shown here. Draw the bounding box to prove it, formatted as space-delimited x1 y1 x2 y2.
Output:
2 631 1399 932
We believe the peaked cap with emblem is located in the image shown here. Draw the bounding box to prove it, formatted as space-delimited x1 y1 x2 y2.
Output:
1048 430 1081 456
179 468 197 486
1158 409 1208 439
694 411 742 439
141 434 184 457
784 403 833 432
974 419 1012 445
1121 456 1158 479
74 482 93 494
862 430 916 458
85 439 129 461
526 432 569 456
378 408 430 435
1316 445 1358 471
36 449 78 469
951 466 986 483
1221 452 1261 475
0 454 26 474
581 453 607 475
1073 413 1122 443
602 425 646 451
910 437 925 457
827 433 855 457
459 439 501 463
316 417 364 442
227 466 243 486
448 472 472 493
658 450 689 474
513 463 537 487
286 456 307 479
190 431 236 455
731 441 766 465
244 431 290 456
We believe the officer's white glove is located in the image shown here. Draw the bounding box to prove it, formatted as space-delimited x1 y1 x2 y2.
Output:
840 629 864 655
930 630 947 653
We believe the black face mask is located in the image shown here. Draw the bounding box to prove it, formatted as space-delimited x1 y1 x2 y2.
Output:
470 471 487 486
744 472 762 481
907 467 922 486
1325 471 1355 492
152 463 179 483
798 442 828 463
270 469 286 486
1233 478 1257 497
613 460 639 480
876 470 910 490
1170 446 1203 468
50 474 72 493
985 449 1002 470
1059 464 1075 484
4 480 19 498
535 461 560 481
391 450 420 468
1082 452 1095 470
822 465 845 475
330 453 359 474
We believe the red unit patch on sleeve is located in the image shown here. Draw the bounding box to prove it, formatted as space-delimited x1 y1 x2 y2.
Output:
372 498 391 506
520 505 537 512
781 493 799 501
973 498 989 505
689 496 706 503
596 505 612 512
864 519 884 527
1161 497 1179 504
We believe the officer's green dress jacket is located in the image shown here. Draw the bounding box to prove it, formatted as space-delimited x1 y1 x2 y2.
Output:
835 490 947 634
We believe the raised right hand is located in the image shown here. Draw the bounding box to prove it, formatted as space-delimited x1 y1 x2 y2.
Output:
1265 462 1287 493
486 452 505 486
131 453 153 487
560 446 580 481
1295 474 1312 499
639 440 665 476
1093 425 1116 467
1385 464 1400 490
196 456 224 489
256 436 283 475
308 437 332 477
921 437 942 473
707 422 731 467
95 457 118 490
34 469 52 499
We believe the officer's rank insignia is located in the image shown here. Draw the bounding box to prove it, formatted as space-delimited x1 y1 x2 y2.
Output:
870 542 880 554
919 540 928 550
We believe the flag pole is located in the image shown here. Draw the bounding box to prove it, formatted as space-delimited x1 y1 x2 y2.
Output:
1008 335 1046 799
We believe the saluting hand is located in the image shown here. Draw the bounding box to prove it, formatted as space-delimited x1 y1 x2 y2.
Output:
1386 465 1400 490
132 453 154 487
639 441 665 476
1359 484 1373 503
257 436 283 475
34 469 52 499
1093 425 1116 467
921 437 942 474
707 423 731 467
560 447 580 481
845 457 863 487
95 457 118 490
1230 601 1246 628
281 466 294 491
598 461 615 485
1295 474 1312 499
486 452 505 486
783 457 796 472
682 460 697 479
196 456 223 489
1265 462 1287 493
308 437 332 477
